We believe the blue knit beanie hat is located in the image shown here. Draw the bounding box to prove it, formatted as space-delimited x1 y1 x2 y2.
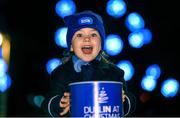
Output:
63 10 105 50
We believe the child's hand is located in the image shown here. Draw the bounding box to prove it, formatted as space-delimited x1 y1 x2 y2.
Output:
122 90 126 102
59 92 70 116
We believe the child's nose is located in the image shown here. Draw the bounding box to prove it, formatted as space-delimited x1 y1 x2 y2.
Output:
83 35 91 42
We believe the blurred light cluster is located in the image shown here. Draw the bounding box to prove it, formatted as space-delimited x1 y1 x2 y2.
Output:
141 64 161 92
46 0 77 75
140 64 179 99
0 33 12 93
125 12 152 48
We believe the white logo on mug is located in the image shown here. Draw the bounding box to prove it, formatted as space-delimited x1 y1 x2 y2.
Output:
98 87 109 103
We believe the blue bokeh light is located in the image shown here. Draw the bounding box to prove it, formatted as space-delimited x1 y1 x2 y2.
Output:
54 27 68 48
140 28 152 44
33 95 45 108
161 78 179 98
141 75 157 92
128 28 153 48
106 0 127 18
0 48 2 57
117 60 135 81
104 34 124 56
0 58 8 77
55 0 76 18
46 58 62 74
125 12 145 32
146 64 161 80
128 31 144 48
0 74 12 92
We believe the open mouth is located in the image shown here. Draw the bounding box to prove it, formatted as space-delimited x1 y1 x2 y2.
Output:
81 45 93 54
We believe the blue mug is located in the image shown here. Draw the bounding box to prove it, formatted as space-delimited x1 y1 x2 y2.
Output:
69 81 124 117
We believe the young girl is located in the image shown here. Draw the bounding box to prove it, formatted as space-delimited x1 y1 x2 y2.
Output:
41 10 135 117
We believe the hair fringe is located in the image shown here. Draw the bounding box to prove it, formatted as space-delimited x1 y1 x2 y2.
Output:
61 50 73 64
99 50 110 64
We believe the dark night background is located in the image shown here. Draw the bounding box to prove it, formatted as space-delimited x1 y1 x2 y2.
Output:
0 0 179 116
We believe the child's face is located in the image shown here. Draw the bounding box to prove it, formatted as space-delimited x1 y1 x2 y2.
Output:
71 28 102 62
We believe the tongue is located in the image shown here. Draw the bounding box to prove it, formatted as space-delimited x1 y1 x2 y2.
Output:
82 48 92 54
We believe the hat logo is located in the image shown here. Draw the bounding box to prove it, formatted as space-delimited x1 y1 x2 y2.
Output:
78 17 93 25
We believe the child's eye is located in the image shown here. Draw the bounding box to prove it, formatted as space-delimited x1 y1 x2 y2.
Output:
76 33 83 37
91 33 98 37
